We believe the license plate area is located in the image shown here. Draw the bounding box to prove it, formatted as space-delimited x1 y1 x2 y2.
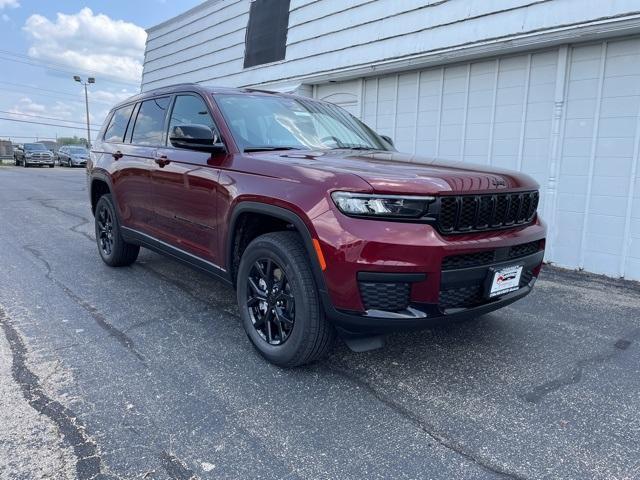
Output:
485 264 523 299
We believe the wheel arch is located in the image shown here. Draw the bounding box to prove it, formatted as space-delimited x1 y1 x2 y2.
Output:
227 202 328 296
89 172 115 216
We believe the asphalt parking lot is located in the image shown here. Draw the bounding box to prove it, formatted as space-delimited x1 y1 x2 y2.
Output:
0 166 639 480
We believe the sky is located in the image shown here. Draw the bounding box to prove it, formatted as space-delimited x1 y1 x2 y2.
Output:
0 0 203 143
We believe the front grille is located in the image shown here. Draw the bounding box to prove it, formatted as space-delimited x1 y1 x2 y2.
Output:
442 241 541 271
359 281 410 312
438 191 539 234
439 268 534 310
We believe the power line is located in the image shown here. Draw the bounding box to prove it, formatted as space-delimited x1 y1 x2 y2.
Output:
0 85 117 107
0 80 82 98
0 110 101 128
0 117 99 132
0 51 140 88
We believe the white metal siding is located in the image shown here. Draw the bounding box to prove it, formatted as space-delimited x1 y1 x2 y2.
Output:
315 39 640 280
142 0 640 91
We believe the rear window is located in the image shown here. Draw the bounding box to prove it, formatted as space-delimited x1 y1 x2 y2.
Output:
131 97 170 146
104 104 134 143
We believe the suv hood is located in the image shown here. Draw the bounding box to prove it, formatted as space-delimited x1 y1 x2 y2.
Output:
273 150 538 194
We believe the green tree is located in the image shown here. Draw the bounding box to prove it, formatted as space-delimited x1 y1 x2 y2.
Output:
57 136 88 146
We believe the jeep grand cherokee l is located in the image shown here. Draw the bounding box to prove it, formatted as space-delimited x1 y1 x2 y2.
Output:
88 84 546 367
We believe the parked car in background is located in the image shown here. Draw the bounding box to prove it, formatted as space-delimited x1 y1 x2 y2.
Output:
58 145 89 167
14 143 55 168
88 84 546 367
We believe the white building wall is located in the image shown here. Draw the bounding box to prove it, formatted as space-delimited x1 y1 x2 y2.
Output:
142 1 640 280
316 38 640 280
142 0 640 91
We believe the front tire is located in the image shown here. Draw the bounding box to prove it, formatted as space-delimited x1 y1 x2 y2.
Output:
94 194 139 267
237 232 335 367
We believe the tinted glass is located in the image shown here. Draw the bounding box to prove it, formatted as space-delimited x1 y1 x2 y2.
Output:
215 94 389 151
70 147 88 154
131 97 170 146
25 143 47 151
104 104 134 143
168 95 217 135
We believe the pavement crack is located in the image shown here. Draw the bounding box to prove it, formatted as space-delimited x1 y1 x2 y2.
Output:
22 244 147 367
324 364 525 480
34 198 94 243
521 328 640 403
0 306 108 480
160 451 199 480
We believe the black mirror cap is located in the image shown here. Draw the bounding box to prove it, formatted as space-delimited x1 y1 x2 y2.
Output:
169 125 226 153
380 134 394 147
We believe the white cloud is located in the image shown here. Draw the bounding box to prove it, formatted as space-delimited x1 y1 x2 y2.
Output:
9 97 47 115
1 13 9 21
91 88 134 105
23 8 146 83
0 0 19 9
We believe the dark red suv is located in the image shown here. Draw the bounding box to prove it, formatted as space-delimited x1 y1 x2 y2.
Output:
88 84 546 366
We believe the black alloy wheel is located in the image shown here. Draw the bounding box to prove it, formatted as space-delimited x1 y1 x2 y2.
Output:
246 258 295 345
96 204 114 257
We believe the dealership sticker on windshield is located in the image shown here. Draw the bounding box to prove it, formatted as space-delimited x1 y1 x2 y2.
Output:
488 265 523 298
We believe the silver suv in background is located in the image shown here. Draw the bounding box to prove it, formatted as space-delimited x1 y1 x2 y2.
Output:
58 145 89 167
14 143 55 168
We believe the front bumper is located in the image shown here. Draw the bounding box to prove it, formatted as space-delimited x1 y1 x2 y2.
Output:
25 156 54 165
312 207 546 335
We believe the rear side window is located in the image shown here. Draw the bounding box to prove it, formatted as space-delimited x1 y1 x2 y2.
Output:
104 104 134 143
131 97 170 146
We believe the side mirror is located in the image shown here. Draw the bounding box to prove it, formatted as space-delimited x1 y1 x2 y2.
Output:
169 125 226 153
380 134 394 147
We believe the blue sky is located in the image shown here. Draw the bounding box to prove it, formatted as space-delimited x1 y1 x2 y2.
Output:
0 0 202 143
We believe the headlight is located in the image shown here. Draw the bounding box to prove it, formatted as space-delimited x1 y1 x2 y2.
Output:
331 192 435 219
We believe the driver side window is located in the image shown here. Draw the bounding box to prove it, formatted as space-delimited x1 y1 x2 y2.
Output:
168 95 218 141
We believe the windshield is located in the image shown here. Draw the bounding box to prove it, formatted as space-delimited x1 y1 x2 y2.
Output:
69 147 88 155
25 143 47 151
215 94 391 152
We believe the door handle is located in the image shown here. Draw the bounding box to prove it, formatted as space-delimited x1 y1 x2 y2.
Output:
154 155 170 168
112 150 123 160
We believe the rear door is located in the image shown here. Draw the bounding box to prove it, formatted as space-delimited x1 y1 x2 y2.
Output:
101 102 155 230
152 93 223 264
118 96 171 233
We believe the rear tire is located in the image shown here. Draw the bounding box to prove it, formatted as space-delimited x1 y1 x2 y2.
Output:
94 194 139 267
237 231 335 367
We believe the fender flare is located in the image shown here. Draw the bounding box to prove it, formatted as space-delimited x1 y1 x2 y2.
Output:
89 170 117 215
226 202 329 296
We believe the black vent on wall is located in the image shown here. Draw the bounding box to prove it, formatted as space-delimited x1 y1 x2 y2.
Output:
243 0 291 68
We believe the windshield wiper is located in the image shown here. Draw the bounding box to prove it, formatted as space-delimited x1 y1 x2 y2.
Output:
329 145 379 151
244 146 304 152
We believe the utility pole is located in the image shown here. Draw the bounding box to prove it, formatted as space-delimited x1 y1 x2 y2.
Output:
74 75 95 149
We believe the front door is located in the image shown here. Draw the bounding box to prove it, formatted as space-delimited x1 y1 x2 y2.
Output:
151 94 223 265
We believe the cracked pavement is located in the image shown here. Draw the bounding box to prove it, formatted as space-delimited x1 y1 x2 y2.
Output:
0 166 639 479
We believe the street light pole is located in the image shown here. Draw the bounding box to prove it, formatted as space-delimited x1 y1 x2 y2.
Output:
74 75 95 149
